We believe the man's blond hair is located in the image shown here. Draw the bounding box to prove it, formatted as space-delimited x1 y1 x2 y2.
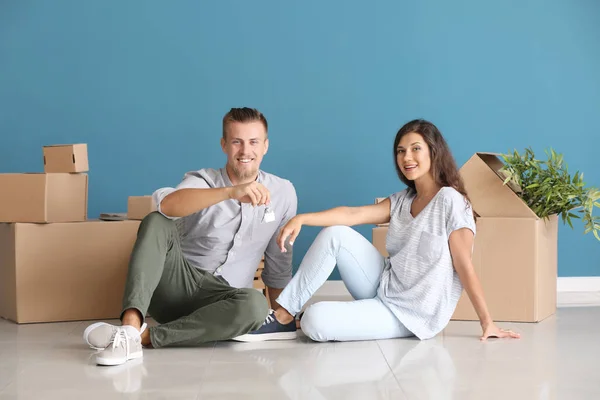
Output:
222 107 268 139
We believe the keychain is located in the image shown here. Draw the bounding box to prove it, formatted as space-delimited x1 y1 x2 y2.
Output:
262 206 275 223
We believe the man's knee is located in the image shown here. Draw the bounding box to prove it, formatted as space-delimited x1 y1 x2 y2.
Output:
299 303 332 342
236 288 269 329
139 211 172 230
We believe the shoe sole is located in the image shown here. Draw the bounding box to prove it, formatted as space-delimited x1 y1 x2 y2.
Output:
232 331 298 342
83 322 111 350
96 351 143 366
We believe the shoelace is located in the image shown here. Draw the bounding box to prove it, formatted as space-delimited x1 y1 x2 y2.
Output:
262 309 276 326
110 327 131 355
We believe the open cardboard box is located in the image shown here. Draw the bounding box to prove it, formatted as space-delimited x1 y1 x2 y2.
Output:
451 152 557 323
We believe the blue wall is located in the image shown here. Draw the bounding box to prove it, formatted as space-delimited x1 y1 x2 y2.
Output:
1 1 599 277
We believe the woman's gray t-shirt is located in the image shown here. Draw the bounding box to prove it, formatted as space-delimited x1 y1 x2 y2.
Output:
376 186 476 340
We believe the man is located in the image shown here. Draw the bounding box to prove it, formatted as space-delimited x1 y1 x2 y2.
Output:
83 107 298 366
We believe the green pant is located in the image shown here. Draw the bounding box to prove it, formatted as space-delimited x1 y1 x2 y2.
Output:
121 212 269 348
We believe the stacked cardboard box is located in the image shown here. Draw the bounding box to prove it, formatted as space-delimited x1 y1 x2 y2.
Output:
127 196 157 220
0 144 89 223
372 152 558 323
0 144 141 324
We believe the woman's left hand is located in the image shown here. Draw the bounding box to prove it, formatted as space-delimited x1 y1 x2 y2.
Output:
480 323 521 341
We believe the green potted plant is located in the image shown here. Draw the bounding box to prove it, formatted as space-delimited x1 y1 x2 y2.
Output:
499 147 600 241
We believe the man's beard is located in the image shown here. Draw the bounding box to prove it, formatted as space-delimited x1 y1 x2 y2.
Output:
231 164 258 181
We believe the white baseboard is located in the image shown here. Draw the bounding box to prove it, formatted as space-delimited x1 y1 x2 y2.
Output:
556 277 600 293
313 281 351 298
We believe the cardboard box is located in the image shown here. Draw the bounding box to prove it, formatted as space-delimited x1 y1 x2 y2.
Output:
0 173 88 223
43 144 89 173
127 196 157 220
0 220 140 324
451 152 558 323
451 216 557 322
372 226 388 257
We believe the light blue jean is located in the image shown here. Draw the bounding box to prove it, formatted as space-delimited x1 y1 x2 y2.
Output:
276 226 414 342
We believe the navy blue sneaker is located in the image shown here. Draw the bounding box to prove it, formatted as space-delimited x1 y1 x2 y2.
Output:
232 309 297 342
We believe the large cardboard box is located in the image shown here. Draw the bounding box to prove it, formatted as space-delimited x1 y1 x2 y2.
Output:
43 143 89 173
451 152 558 322
0 173 88 223
451 215 557 322
127 196 157 220
0 220 140 324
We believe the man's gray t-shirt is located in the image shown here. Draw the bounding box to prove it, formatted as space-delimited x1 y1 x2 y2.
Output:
377 186 476 340
152 168 297 289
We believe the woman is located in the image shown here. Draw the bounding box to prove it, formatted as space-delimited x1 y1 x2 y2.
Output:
244 119 521 342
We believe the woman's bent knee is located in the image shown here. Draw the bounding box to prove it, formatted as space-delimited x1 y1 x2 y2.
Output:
300 303 333 342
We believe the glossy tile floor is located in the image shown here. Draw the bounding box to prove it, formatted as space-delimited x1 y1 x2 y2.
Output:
1 305 599 399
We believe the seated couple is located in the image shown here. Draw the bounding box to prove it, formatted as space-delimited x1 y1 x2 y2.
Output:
83 107 520 367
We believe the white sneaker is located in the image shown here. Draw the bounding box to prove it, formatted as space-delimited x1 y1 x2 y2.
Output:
95 325 145 366
84 322 147 350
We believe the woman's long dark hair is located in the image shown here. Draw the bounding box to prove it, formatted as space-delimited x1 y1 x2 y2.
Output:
393 119 476 221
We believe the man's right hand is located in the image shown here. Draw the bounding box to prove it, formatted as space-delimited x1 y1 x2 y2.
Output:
277 216 303 252
228 182 271 207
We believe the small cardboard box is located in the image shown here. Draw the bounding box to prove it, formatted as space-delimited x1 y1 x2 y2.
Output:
43 144 89 173
127 196 157 220
0 220 141 324
0 173 88 223
451 152 558 323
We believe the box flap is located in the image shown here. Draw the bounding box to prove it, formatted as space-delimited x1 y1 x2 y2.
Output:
460 153 537 218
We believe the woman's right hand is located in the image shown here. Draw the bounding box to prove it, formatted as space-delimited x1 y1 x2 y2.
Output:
277 216 304 252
